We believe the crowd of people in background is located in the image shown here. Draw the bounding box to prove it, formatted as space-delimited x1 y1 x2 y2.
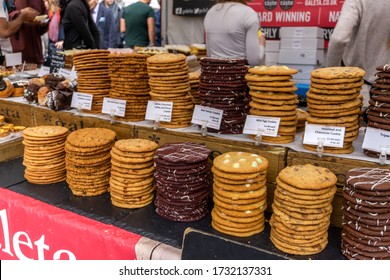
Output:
0 0 162 66
2 0 388 94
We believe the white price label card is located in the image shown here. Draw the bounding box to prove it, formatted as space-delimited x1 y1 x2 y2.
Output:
58 68 72 79
70 66 78 80
5 53 22 67
38 66 50 77
191 105 223 130
303 124 345 148
71 92 93 110
243 115 280 137
102 97 126 117
362 127 390 154
145 101 173 122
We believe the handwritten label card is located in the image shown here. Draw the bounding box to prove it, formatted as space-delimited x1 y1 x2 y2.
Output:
243 115 280 137
303 124 345 148
191 105 223 130
145 101 173 122
50 52 66 73
102 98 126 117
71 92 93 110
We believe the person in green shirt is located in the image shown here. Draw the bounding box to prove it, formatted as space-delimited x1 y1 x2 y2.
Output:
120 0 155 48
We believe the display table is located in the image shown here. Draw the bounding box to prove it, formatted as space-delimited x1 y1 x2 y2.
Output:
0 157 345 260
1 97 389 260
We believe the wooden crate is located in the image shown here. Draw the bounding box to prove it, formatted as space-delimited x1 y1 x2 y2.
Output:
0 137 24 162
133 126 288 184
0 99 35 127
32 107 133 139
287 150 390 228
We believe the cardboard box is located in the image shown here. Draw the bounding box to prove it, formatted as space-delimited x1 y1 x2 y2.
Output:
265 40 280 52
279 27 325 38
278 49 324 65
287 150 390 227
265 52 279 65
280 38 324 49
289 64 319 80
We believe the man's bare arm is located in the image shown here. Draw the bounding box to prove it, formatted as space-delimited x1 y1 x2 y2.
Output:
0 8 39 38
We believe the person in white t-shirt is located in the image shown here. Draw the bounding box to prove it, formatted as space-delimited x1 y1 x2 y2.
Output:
204 0 265 66
0 0 39 54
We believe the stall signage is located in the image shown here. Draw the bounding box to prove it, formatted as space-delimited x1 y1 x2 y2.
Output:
243 115 280 137
50 52 66 73
191 105 223 130
249 0 345 41
303 124 345 148
0 189 141 260
173 0 216 16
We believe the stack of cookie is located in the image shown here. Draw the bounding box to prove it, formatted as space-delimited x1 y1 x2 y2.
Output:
270 164 337 255
367 65 390 128
246 65 299 143
73 50 111 113
364 65 390 158
304 66 365 154
108 53 150 122
22 126 69 184
211 152 269 237
199 57 249 134
109 139 158 209
342 167 390 260
189 70 201 105
146 53 194 128
154 142 212 222
296 109 309 132
65 128 116 196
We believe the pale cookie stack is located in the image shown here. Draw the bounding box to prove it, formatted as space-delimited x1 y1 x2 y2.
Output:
270 164 337 255
73 50 111 113
296 109 309 132
246 65 299 144
199 57 249 134
154 142 212 222
146 53 194 128
342 168 390 260
22 126 69 184
109 139 158 209
189 70 201 105
364 65 390 159
304 66 365 154
108 53 150 122
211 152 269 237
65 128 116 196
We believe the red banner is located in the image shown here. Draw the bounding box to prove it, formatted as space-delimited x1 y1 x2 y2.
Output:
248 0 345 40
0 188 142 260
